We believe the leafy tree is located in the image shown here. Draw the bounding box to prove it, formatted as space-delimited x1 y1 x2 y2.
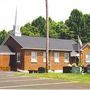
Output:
21 23 40 36
49 18 59 38
0 30 8 44
82 14 90 42
65 9 83 40
21 16 75 40
65 9 90 43
49 19 72 39
31 16 45 36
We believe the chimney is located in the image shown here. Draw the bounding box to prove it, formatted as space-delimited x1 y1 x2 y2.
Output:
13 7 21 37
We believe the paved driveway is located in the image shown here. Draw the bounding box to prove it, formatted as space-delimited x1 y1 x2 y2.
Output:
0 71 90 89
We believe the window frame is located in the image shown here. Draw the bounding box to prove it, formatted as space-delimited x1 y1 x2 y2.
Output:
54 52 59 63
64 53 69 63
16 52 20 63
86 53 90 62
31 51 37 63
43 51 46 63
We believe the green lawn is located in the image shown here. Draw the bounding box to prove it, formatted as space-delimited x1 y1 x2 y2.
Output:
15 72 90 84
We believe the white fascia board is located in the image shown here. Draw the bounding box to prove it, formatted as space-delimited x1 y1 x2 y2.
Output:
0 52 15 55
82 43 90 50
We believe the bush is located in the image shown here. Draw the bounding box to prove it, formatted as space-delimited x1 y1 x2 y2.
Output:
38 67 46 73
63 66 72 73
72 66 82 73
0 66 10 71
87 65 90 73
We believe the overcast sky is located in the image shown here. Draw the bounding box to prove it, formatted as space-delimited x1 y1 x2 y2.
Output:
0 0 90 31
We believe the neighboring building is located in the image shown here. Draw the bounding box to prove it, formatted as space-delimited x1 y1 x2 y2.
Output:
0 45 15 71
81 43 90 66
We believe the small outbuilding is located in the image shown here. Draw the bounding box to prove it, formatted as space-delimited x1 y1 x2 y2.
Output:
0 45 15 71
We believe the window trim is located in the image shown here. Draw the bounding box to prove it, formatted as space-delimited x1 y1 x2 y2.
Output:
31 51 37 63
54 52 59 63
86 53 90 62
43 51 46 63
16 52 20 63
64 53 69 63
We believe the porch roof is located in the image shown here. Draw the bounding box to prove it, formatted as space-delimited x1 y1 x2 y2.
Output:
0 45 15 55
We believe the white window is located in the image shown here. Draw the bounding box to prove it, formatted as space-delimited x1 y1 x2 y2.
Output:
17 52 20 63
31 51 37 62
64 53 69 63
86 53 90 62
54 52 59 63
43 52 46 62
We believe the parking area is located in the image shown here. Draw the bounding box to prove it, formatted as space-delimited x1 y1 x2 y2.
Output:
0 71 90 89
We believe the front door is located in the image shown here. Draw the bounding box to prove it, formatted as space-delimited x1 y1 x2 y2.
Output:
10 55 17 71
16 52 22 70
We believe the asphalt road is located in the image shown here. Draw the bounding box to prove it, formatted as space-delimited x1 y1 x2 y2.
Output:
0 71 90 89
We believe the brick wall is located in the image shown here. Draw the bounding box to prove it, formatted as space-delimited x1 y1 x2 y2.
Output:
81 45 90 66
0 55 10 71
24 50 70 71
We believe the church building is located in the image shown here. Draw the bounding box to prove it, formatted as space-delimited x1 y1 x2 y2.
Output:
0 8 90 72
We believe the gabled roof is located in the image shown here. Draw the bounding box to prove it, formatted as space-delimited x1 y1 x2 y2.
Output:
0 45 15 55
7 35 78 51
82 43 90 50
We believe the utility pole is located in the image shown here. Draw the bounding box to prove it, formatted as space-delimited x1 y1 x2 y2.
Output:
45 0 49 73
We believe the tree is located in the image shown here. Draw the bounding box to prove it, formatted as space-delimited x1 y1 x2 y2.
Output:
31 16 45 36
20 9 90 43
21 16 73 39
0 30 8 44
49 19 72 39
65 9 83 40
65 9 90 43
49 18 59 38
82 14 90 42
21 23 40 36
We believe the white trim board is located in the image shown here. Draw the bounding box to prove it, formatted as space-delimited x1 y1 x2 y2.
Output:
48 70 63 73
0 52 15 55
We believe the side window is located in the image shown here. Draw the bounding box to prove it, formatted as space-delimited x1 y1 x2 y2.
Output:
54 52 59 63
86 53 90 62
31 51 37 62
64 53 69 63
17 52 20 63
43 51 46 62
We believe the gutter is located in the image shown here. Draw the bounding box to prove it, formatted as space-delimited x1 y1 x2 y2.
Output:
21 47 71 51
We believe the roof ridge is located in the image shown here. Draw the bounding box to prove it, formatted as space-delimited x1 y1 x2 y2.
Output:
13 34 74 41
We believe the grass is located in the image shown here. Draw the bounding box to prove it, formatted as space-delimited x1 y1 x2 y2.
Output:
15 72 90 84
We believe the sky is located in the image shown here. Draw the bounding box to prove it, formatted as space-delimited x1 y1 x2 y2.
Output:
0 0 90 31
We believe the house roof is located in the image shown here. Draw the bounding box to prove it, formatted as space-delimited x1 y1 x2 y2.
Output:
9 35 78 51
81 43 90 50
0 45 15 55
